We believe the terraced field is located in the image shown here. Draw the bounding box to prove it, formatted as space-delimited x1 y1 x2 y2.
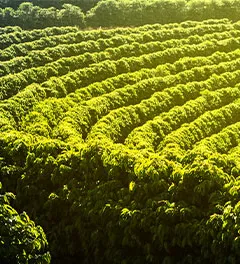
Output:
1 19 240 263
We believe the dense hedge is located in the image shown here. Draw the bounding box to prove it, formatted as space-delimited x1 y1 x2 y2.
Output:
0 3 85 28
0 0 100 11
0 0 240 29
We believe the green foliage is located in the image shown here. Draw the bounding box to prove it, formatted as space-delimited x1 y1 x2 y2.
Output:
0 0 240 29
0 0 100 12
86 0 240 28
0 3 85 29
1 18 240 263
0 183 51 264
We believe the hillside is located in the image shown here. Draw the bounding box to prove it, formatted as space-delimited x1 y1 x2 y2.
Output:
1 19 240 263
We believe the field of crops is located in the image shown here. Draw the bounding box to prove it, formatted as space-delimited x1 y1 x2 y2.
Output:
1 19 240 263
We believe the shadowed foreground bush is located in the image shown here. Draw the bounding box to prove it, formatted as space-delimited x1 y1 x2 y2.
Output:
0 182 51 264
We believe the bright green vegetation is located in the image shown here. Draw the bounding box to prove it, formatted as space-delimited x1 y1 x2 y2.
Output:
1 19 240 263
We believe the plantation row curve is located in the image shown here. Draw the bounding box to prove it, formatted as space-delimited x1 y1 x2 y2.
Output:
1 19 240 263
